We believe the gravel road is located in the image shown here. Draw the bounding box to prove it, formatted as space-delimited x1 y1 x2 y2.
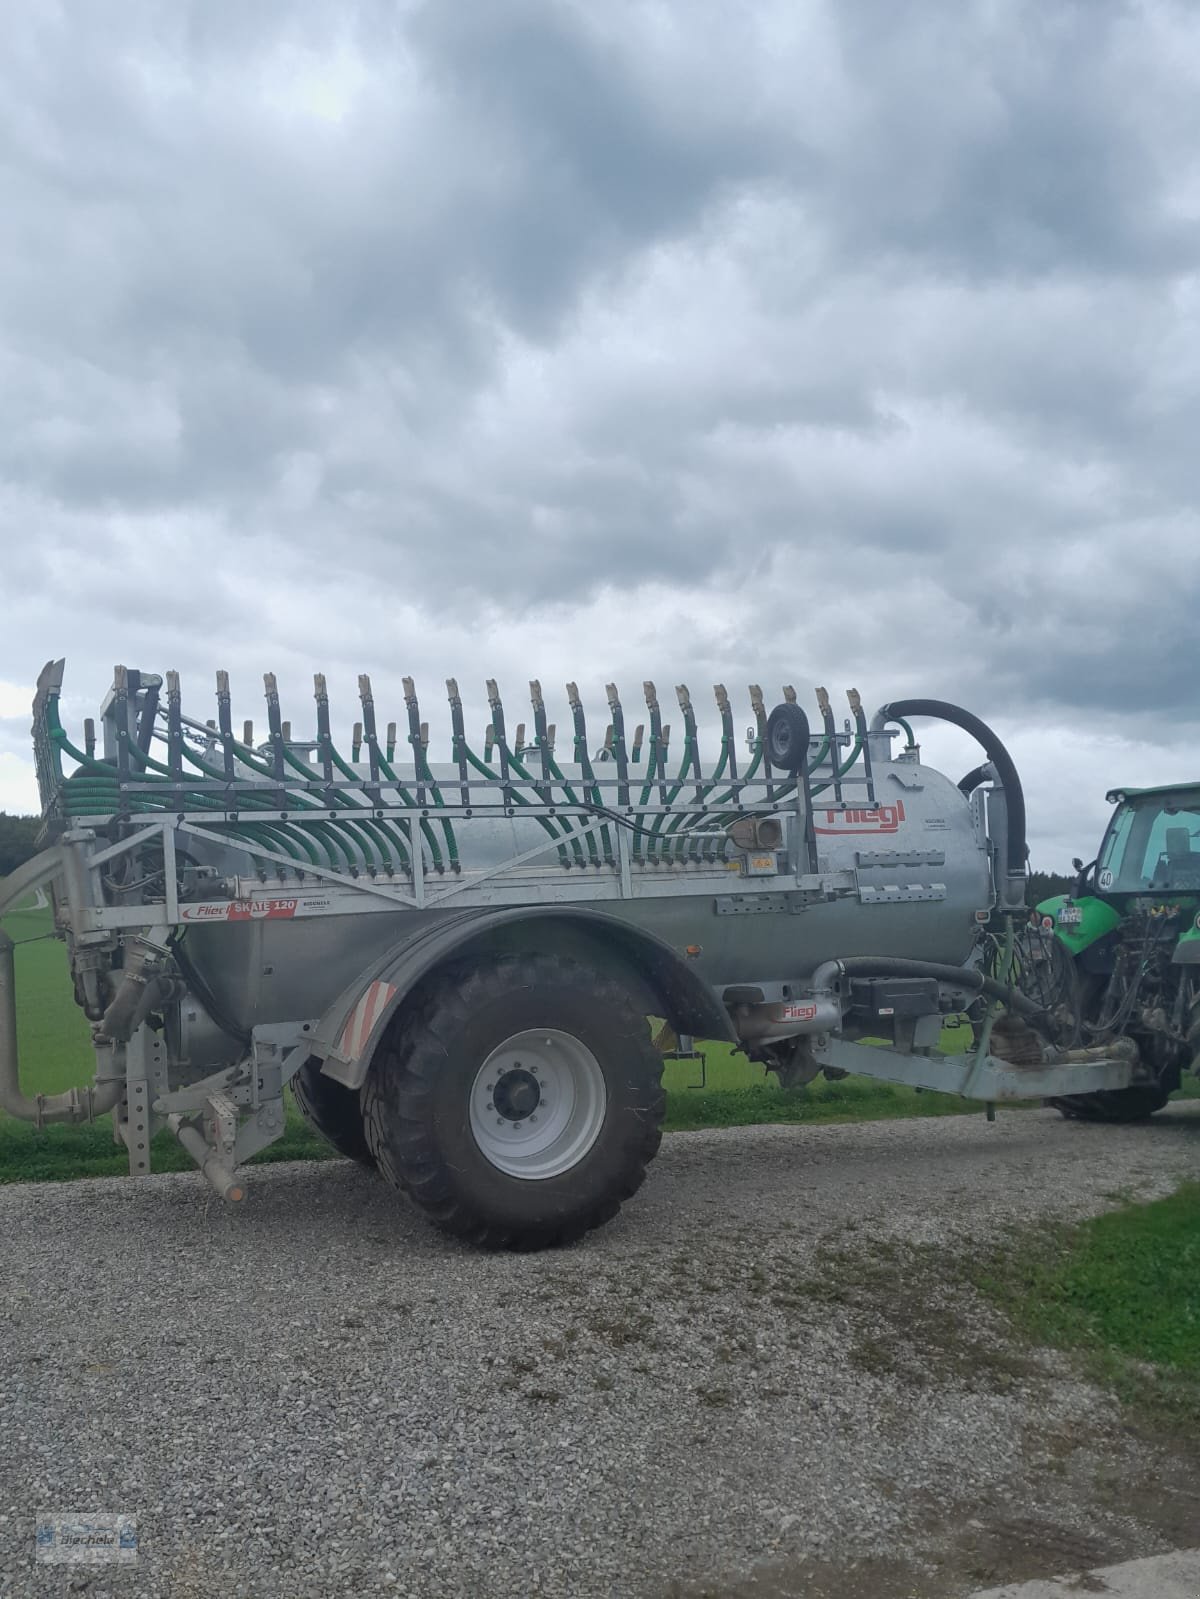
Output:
2 1104 1199 1599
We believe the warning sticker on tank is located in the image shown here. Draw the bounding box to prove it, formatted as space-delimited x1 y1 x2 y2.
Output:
814 801 906 835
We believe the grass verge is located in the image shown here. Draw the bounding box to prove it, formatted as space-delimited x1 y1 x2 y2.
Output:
969 1183 1200 1432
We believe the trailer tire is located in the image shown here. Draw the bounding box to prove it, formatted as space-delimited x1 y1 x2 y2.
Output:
1048 1084 1171 1123
359 952 665 1250
1187 991 1200 1079
292 1057 377 1168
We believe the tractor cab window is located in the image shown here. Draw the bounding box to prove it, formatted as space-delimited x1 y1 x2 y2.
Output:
1097 792 1200 893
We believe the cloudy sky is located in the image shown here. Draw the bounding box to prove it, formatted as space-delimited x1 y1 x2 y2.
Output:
2 0 1197 866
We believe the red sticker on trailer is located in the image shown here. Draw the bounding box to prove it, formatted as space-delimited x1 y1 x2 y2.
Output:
337 980 398 1061
813 801 906 835
180 899 299 923
781 1002 818 1022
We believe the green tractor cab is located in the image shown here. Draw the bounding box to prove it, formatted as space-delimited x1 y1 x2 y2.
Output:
1031 782 1200 1120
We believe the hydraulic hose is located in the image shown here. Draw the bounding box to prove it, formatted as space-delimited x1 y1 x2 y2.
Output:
972 916 1015 1071
810 955 1041 1019
871 698 1027 903
99 967 176 1043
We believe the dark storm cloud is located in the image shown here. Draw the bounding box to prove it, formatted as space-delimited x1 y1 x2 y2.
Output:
1 0 1197 856
821 2 1198 273
406 1 789 331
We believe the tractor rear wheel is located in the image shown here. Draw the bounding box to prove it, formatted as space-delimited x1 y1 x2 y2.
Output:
1049 1084 1171 1123
360 952 666 1250
292 1057 377 1168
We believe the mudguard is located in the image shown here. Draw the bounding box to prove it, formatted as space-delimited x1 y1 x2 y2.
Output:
1173 912 1200 965
309 906 736 1089
1035 894 1121 957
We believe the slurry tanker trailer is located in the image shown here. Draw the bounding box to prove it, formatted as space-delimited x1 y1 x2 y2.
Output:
0 662 1184 1249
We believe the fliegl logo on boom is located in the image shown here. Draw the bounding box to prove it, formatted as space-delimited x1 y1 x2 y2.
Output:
813 801 906 836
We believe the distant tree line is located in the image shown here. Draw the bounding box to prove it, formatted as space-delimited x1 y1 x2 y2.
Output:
0 814 41 875
1026 868 1074 905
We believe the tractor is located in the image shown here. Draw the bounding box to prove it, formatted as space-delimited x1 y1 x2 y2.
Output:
1024 782 1200 1121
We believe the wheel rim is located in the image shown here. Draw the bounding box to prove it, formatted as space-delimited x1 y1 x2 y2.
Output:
468 1028 607 1180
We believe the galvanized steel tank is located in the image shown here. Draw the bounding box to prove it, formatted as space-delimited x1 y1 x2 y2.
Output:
179 750 994 1033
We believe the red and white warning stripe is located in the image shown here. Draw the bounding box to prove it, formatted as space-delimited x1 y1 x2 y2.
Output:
337 980 397 1062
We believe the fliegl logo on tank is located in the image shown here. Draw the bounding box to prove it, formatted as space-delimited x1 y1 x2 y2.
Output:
813 801 906 836
781 1002 818 1022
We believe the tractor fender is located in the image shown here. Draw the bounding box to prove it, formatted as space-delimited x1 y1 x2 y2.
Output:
1174 912 1200 965
1035 894 1122 957
308 907 735 1090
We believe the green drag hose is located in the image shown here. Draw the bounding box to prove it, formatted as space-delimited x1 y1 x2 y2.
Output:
461 743 576 869
542 749 597 869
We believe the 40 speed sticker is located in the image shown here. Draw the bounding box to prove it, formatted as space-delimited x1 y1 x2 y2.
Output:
1098 868 1114 889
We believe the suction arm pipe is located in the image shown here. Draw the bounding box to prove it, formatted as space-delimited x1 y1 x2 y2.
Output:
957 763 993 797
0 933 123 1123
871 698 1026 904
0 852 124 1123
